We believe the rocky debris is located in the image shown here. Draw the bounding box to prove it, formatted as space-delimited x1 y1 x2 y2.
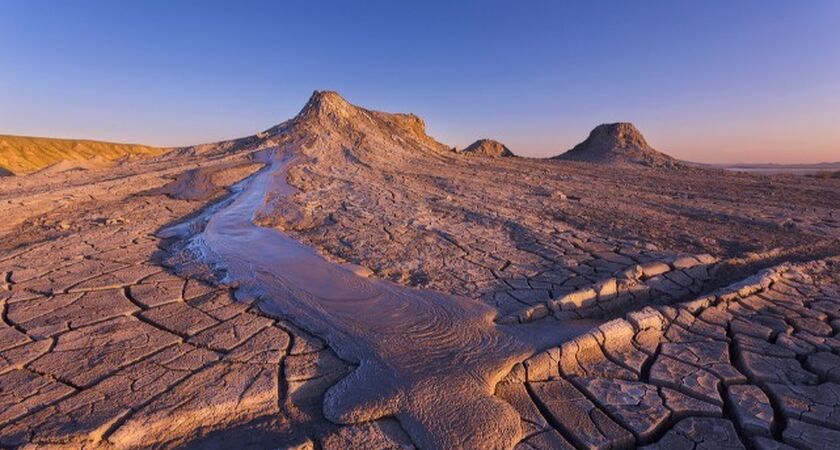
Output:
553 122 681 168
459 139 515 157
104 216 127 226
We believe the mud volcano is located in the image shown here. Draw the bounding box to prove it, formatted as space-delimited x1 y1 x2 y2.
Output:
554 122 681 168
1 91 839 449
171 93 598 448
460 139 515 158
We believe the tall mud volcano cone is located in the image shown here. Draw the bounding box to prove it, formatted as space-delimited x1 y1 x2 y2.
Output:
263 90 447 152
554 122 680 168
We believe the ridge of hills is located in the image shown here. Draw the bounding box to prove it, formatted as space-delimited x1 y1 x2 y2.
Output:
0 134 165 175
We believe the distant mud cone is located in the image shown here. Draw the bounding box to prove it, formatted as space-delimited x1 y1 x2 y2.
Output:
459 139 515 158
554 122 681 168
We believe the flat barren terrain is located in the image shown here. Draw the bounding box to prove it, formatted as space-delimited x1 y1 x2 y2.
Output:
1 92 839 449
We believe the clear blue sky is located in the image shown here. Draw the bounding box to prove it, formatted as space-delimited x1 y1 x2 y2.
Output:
1 1 838 163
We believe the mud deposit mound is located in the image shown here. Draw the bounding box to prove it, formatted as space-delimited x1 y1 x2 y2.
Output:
554 122 680 168
1 91 839 449
460 139 515 157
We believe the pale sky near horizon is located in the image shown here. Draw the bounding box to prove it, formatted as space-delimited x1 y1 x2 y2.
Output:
1 1 838 164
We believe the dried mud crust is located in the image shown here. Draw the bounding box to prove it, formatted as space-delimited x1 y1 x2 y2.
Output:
503 258 840 450
279 101 839 310
0 91 839 449
0 152 409 449
254 93 840 447
274 91 840 324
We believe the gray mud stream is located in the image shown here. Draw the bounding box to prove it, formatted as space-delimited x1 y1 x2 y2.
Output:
184 150 599 449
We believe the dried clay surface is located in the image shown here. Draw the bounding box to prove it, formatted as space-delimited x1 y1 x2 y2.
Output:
0 91 838 449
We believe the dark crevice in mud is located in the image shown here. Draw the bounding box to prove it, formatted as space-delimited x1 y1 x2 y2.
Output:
0 295 32 338
524 382 587 449
719 323 753 450
637 342 660 385
121 286 172 330
725 314 789 445
277 354 290 417
25 362 85 392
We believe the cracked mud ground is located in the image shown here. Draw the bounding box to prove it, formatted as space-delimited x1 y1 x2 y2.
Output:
1 91 839 449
